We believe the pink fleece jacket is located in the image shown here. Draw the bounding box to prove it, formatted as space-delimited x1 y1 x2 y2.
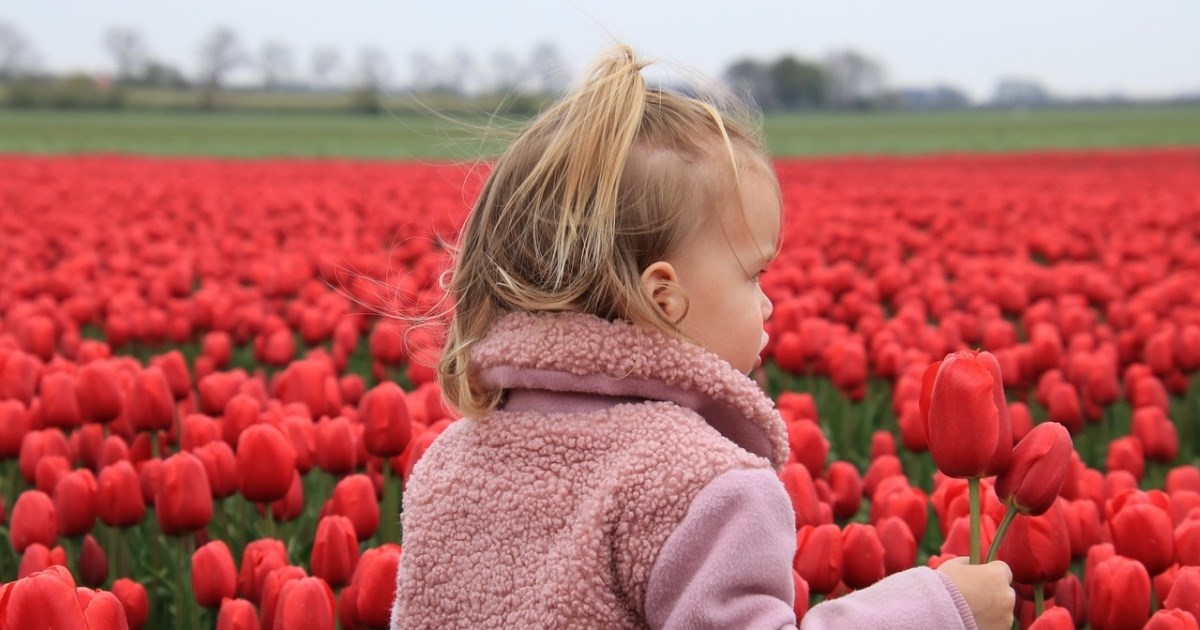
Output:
391 311 976 629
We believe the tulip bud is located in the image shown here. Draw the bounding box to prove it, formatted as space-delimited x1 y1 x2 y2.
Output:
1145 609 1200 630
350 544 402 629
54 469 98 537
311 515 360 587
275 577 337 630
329 474 380 541
1107 489 1174 576
3 566 87 629
1087 555 1150 630
793 524 842 594
155 452 213 536
236 424 297 504
191 540 237 609
260 565 306 630
840 523 885 589
920 350 1012 478
1163 566 1200 621
215 597 261 630
238 538 288 604
997 499 1071 585
78 534 108 587
995 422 1072 515
110 578 148 630
97 461 145 528
10 490 57 552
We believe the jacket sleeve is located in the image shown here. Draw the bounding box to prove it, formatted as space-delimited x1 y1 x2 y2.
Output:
800 567 977 630
644 468 799 630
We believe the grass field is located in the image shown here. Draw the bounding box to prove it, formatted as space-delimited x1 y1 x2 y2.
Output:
1 104 1199 158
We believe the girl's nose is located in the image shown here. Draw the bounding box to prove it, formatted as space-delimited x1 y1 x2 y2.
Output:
761 290 774 322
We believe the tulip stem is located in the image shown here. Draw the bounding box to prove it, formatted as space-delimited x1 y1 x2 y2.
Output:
1151 582 1159 614
1033 581 1044 618
968 476 981 564
985 506 1017 563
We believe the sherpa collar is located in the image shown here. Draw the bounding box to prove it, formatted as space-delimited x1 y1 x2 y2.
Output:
470 311 789 470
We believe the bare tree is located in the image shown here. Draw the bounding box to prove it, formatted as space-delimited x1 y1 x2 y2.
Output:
821 49 886 109
259 41 294 90
489 48 524 93
197 26 246 107
311 46 340 89
0 21 40 81
103 27 148 82
409 51 437 92
446 48 477 94
357 47 391 90
529 41 567 94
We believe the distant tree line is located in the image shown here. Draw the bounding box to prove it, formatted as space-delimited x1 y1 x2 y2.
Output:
1 20 1197 114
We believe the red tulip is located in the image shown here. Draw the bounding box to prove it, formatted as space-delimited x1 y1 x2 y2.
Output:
350 544 402 629
270 470 305 521
126 366 175 433
194 440 238 499
238 538 289 603
80 589 130 630
1063 498 1103 559
1027 607 1074 630
825 461 862 520
1133 406 1180 463
1164 566 1200 620
314 415 358 475
35 455 72 495
97 460 145 527
779 462 824 528
0 349 41 405
792 569 810 624
786 419 829 479
19 428 71 484
793 524 842 594
359 381 412 458
273 577 337 630
1106 436 1145 481
236 423 297 503
10 489 57 552
216 598 262 630
281 414 315 474
191 540 237 608
54 468 98 537
277 359 340 419
311 515 360 587
79 534 108 587
18 543 67 578
75 360 124 423
222 392 261 447
2 566 87 629
920 350 1012 478
1045 381 1082 434
198 371 244 415
155 452 213 535
329 474 380 541
1087 555 1151 630
260 565 307 630
110 577 149 630
0 400 32 458
869 430 895 460
840 523 885 589
995 422 1072 515
150 350 190 400
877 516 917 575
1168 466 1200 495
863 454 903 499
1108 489 1175 576
997 499 1071 585
40 371 82 428
1146 609 1200 630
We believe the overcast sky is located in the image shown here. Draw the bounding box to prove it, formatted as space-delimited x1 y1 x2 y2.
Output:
5 1 1199 102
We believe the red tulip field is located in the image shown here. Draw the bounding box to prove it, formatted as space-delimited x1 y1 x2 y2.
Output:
1 148 1199 628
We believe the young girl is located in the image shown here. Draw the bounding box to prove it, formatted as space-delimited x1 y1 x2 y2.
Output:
392 45 1014 629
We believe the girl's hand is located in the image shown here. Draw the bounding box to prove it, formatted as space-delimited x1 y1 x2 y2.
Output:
936 557 1015 630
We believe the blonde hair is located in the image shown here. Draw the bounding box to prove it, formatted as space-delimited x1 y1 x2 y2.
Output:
440 44 774 418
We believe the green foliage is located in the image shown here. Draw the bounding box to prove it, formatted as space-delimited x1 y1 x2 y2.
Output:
5 74 124 109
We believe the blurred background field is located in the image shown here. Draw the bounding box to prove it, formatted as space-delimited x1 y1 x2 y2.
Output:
3 104 1200 159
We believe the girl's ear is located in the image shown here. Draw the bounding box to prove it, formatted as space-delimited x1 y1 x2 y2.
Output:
639 261 687 323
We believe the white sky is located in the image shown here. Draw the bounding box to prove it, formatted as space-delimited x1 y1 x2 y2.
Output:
5 0 1199 102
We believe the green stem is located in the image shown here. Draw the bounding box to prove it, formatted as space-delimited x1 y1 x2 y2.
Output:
985 506 1018 563
1151 581 1160 614
382 461 398 544
1033 581 1044 618
968 476 981 564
